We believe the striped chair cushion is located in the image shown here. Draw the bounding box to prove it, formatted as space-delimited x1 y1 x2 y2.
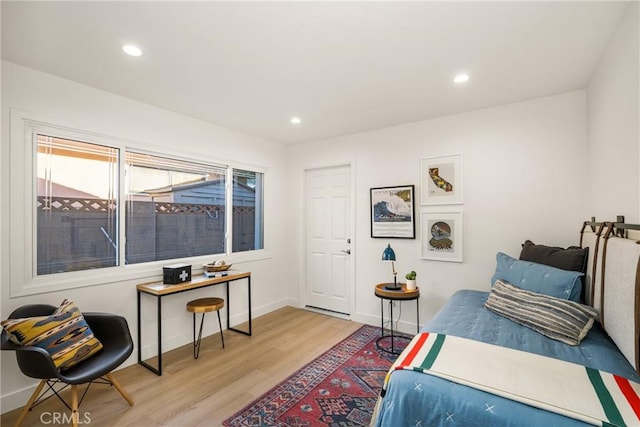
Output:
1 299 103 370
485 280 598 346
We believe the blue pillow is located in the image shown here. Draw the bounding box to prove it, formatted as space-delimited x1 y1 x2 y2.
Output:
490 252 583 302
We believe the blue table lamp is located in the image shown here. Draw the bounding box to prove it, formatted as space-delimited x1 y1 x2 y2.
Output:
382 244 400 290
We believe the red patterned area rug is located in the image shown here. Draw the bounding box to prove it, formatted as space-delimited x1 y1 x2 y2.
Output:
222 325 410 427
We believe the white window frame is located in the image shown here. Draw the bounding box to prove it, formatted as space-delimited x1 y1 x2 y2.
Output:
9 109 269 298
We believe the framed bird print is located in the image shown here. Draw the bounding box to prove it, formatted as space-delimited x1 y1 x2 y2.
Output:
421 211 463 262
420 154 463 205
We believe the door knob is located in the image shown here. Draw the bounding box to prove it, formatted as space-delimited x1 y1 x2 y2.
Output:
341 249 351 255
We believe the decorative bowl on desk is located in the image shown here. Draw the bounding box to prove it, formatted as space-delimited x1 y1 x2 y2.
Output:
203 262 232 272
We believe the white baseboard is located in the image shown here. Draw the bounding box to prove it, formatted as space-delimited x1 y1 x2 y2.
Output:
352 311 420 336
303 305 351 320
0 297 297 415
139 296 297 360
1 382 39 415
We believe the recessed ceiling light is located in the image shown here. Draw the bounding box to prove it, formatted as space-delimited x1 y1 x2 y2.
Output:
290 117 302 125
453 73 470 84
122 45 143 57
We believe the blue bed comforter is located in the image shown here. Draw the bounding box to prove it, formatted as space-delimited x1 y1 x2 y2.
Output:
374 290 640 427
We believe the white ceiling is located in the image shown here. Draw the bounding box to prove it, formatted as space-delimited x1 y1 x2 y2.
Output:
1 1 630 145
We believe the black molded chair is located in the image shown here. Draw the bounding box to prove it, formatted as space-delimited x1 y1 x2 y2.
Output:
1 304 134 427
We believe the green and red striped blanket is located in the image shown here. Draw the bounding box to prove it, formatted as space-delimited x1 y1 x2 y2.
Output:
382 333 640 427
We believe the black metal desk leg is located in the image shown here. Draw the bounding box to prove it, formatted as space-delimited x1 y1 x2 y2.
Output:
137 291 141 364
226 278 252 336
138 293 162 376
247 276 252 335
226 282 230 330
157 296 162 375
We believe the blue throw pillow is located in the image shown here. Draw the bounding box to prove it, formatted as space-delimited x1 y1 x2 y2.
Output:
490 252 583 302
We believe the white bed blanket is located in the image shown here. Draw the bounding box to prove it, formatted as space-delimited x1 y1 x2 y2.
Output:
382 333 640 427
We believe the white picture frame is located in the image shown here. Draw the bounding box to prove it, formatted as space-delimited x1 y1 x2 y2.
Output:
420 154 463 205
421 211 463 262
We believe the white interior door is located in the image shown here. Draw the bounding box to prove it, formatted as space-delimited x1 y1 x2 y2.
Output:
304 165 352 315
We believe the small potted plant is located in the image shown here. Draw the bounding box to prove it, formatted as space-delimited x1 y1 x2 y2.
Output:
405 271 417 290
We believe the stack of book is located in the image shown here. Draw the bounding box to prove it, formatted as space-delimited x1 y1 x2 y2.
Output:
203 270 229 278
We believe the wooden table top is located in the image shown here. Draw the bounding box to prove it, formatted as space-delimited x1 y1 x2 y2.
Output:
375 282 420 299
137 271 251 296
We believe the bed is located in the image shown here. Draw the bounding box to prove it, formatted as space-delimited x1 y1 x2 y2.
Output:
372 221 640 427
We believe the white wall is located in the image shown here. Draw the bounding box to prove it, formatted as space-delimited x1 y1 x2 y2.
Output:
3 3 638 414
587 2 639 223
288 91 588 331
0 61 292 412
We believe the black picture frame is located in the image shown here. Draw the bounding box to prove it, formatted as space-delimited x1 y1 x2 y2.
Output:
370 185 416 239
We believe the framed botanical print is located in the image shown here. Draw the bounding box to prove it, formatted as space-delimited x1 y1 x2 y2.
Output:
421 211 463 262
370 185 415 239
421 154 463 205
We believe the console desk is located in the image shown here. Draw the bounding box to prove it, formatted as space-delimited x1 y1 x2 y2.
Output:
137 271 251 375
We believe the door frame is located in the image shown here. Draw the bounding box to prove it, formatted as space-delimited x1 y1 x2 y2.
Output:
300 161 356 318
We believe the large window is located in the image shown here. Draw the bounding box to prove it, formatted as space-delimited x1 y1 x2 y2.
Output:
232 169 264 253
37 135 119 275
32 132 264 277
125 152 227 264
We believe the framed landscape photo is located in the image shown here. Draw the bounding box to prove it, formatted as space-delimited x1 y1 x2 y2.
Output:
421 154 463 205
421 211 463 262
370 185 415 239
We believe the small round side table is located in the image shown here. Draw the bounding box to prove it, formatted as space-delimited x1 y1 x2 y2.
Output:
374 283 420 355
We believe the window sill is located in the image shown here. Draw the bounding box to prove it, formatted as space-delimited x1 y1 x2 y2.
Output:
11 250 271 298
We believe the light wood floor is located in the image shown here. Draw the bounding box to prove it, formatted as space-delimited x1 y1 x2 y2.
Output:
1 306 363 427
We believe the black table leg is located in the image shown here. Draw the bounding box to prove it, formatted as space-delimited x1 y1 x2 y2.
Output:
138 294 162 376
390 300 395 352
226 282 230 330
226 277 252 336
137 291 141 365
158 296 162 374
380 298 384 334
416 297 420 333
247 276 252 335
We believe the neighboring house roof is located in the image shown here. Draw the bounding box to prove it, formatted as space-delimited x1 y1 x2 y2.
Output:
143 177 211 196
144 178 255 196
37 178 100 199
